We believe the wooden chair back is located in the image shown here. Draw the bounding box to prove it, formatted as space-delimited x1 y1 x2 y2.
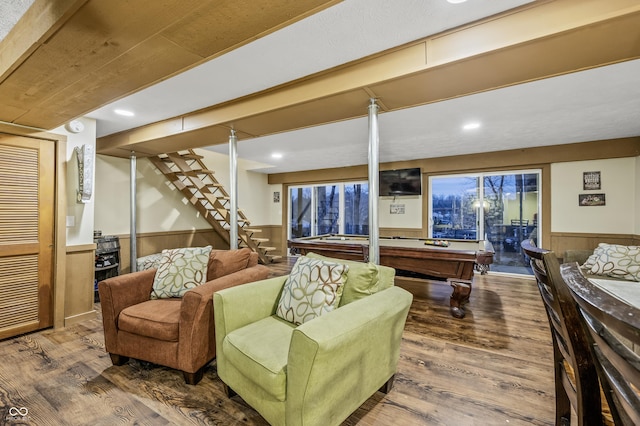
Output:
560 262 640 426
521 239 603 425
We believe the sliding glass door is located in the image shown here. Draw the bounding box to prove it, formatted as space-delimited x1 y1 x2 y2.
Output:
430 170 540 274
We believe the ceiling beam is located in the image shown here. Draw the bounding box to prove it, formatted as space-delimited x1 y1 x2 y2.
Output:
267 137 640 185
96 0 640 158
0 0 342 130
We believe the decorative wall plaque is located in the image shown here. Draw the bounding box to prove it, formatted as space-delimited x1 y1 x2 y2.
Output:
390 204 405 214
583 171 601 190
74 144 94 203
579 193 605 206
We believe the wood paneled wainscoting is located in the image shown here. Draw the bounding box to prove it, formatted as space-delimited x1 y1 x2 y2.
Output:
256 224 283 257
116 229 228 273
550 232 640 260
114 227 285 273
64 244 97 326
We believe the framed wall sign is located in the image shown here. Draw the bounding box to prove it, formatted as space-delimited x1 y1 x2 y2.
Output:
579 193 605 206
390 204 405 214
583 171 601 190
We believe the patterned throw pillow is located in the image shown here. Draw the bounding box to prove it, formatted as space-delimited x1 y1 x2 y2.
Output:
581 244 607 270
589 244 640 282
136 253 162 271
151 246 213 299
276 256 349 325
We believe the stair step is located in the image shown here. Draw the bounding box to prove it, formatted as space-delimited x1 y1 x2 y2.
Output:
175 152 204 160
244 228 262 233
180 181 206 190
171 170 215 178
172 181 187 190
203 193 227 206
259 246 277 252
251 238 270 243
267 255 283 262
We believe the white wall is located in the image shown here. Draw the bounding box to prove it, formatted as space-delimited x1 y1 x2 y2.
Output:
94 148 275 236
551 157 637 234
379 196 422 229
94 150 640 238
636 155 640 234
55 117 96 246
268 183 284 225
195 149 276 226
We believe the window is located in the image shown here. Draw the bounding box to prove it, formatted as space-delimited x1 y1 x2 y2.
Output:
344 183 369 234
289 187 312 238
289 182 369 239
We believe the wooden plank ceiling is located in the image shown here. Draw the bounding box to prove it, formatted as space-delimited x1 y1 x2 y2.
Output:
0 0 341 130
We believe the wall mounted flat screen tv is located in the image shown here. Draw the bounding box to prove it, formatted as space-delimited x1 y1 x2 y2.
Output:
379 168 422 196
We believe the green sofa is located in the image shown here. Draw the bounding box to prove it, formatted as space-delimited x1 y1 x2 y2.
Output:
213 254 413 426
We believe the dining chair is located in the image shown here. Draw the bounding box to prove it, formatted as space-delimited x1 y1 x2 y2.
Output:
560 262 640 426
521 239 604 425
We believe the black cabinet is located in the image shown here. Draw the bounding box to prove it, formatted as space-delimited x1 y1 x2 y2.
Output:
94 236 120 302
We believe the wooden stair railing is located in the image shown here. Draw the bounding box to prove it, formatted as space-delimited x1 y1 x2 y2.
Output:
148 150 280 264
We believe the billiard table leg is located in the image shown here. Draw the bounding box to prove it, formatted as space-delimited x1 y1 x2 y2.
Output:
448 279 472 319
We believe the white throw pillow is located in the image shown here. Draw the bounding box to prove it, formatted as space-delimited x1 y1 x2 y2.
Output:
589 244 640 282
151 246 212 299
136 253 162 271
276 256 349 325
581 243 607 270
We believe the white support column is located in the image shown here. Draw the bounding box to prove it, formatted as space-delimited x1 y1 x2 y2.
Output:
368 99 380 264
130 151 137 272
229 129 239 249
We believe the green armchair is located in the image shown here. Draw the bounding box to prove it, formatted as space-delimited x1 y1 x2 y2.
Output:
213 254 413 426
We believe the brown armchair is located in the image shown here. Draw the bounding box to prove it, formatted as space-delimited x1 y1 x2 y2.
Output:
98 248 269 385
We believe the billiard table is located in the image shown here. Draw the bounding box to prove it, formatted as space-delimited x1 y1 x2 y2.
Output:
288 234 494 318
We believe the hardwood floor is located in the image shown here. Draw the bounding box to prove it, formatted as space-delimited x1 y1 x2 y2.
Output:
0 258 555 425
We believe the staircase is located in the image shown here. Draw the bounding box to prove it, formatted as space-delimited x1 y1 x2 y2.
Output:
148 150 280 264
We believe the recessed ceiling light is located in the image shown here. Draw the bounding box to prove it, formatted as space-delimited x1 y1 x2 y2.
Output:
271 153 283 159
114 109 135 117
463 121 481 130
447 0 467 4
